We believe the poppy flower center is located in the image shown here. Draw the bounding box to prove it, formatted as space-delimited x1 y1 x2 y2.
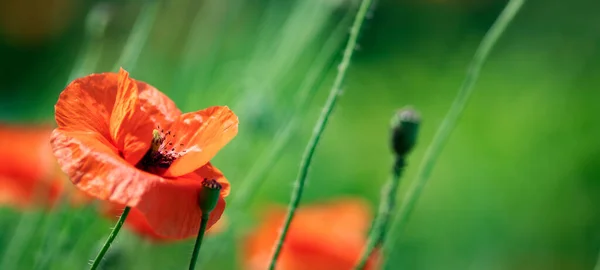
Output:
136 127 186 174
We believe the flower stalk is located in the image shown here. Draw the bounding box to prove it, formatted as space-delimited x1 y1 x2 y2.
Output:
266 0 374 268
188 179 222 270
382 0 526 267
354 108 421 270
188 213 210 270
89 206 131 270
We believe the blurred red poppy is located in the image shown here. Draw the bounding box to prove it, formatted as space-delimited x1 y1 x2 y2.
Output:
51 68 238 239
243 198 380 270
0 125 91 208
0 125 62 208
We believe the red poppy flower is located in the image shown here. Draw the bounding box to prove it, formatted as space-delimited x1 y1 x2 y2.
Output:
50 68 238 239
100 202 228 242
243 198 381 270
0 125 63 208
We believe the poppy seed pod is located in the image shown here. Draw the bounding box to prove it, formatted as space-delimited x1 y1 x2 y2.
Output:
390 107 421 157
198 179 222 214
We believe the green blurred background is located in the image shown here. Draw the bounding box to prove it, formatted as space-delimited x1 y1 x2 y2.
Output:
0 0 599 269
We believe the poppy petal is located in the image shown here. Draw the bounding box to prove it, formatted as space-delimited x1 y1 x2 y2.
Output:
55 72 118 138
56 70 182 165
101 202 228 242
0 175 35 207
164 106 238 177
136 163 230 238
102 204 170 242
109 69 155 165
243 199 379 270
51 129 226 238
51 128 146 202
136 179 226 238
0 175 62 208
136 80 181 123
0 125 66 208
123 72 182 162
0 125 54 183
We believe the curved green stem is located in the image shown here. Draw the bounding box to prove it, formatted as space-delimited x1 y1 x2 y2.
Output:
355 157 405 269
266 0 374 269
188 214 210 270
383 0 525 267
89 206 130 270
194 13 353 269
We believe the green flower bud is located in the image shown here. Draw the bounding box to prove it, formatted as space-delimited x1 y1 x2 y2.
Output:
390 107 421 157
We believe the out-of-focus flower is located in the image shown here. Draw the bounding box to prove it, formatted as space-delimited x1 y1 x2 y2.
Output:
100 203 228 242
0 125 93 208
51 68 238 239
243 198 380 270
0 125 62 208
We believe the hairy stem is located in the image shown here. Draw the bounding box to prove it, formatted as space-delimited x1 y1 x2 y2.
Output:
194 13 353 268
266 0 374 269
383 0 525 267
355 157 405 269
188 214 210 270
89 206 130 270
